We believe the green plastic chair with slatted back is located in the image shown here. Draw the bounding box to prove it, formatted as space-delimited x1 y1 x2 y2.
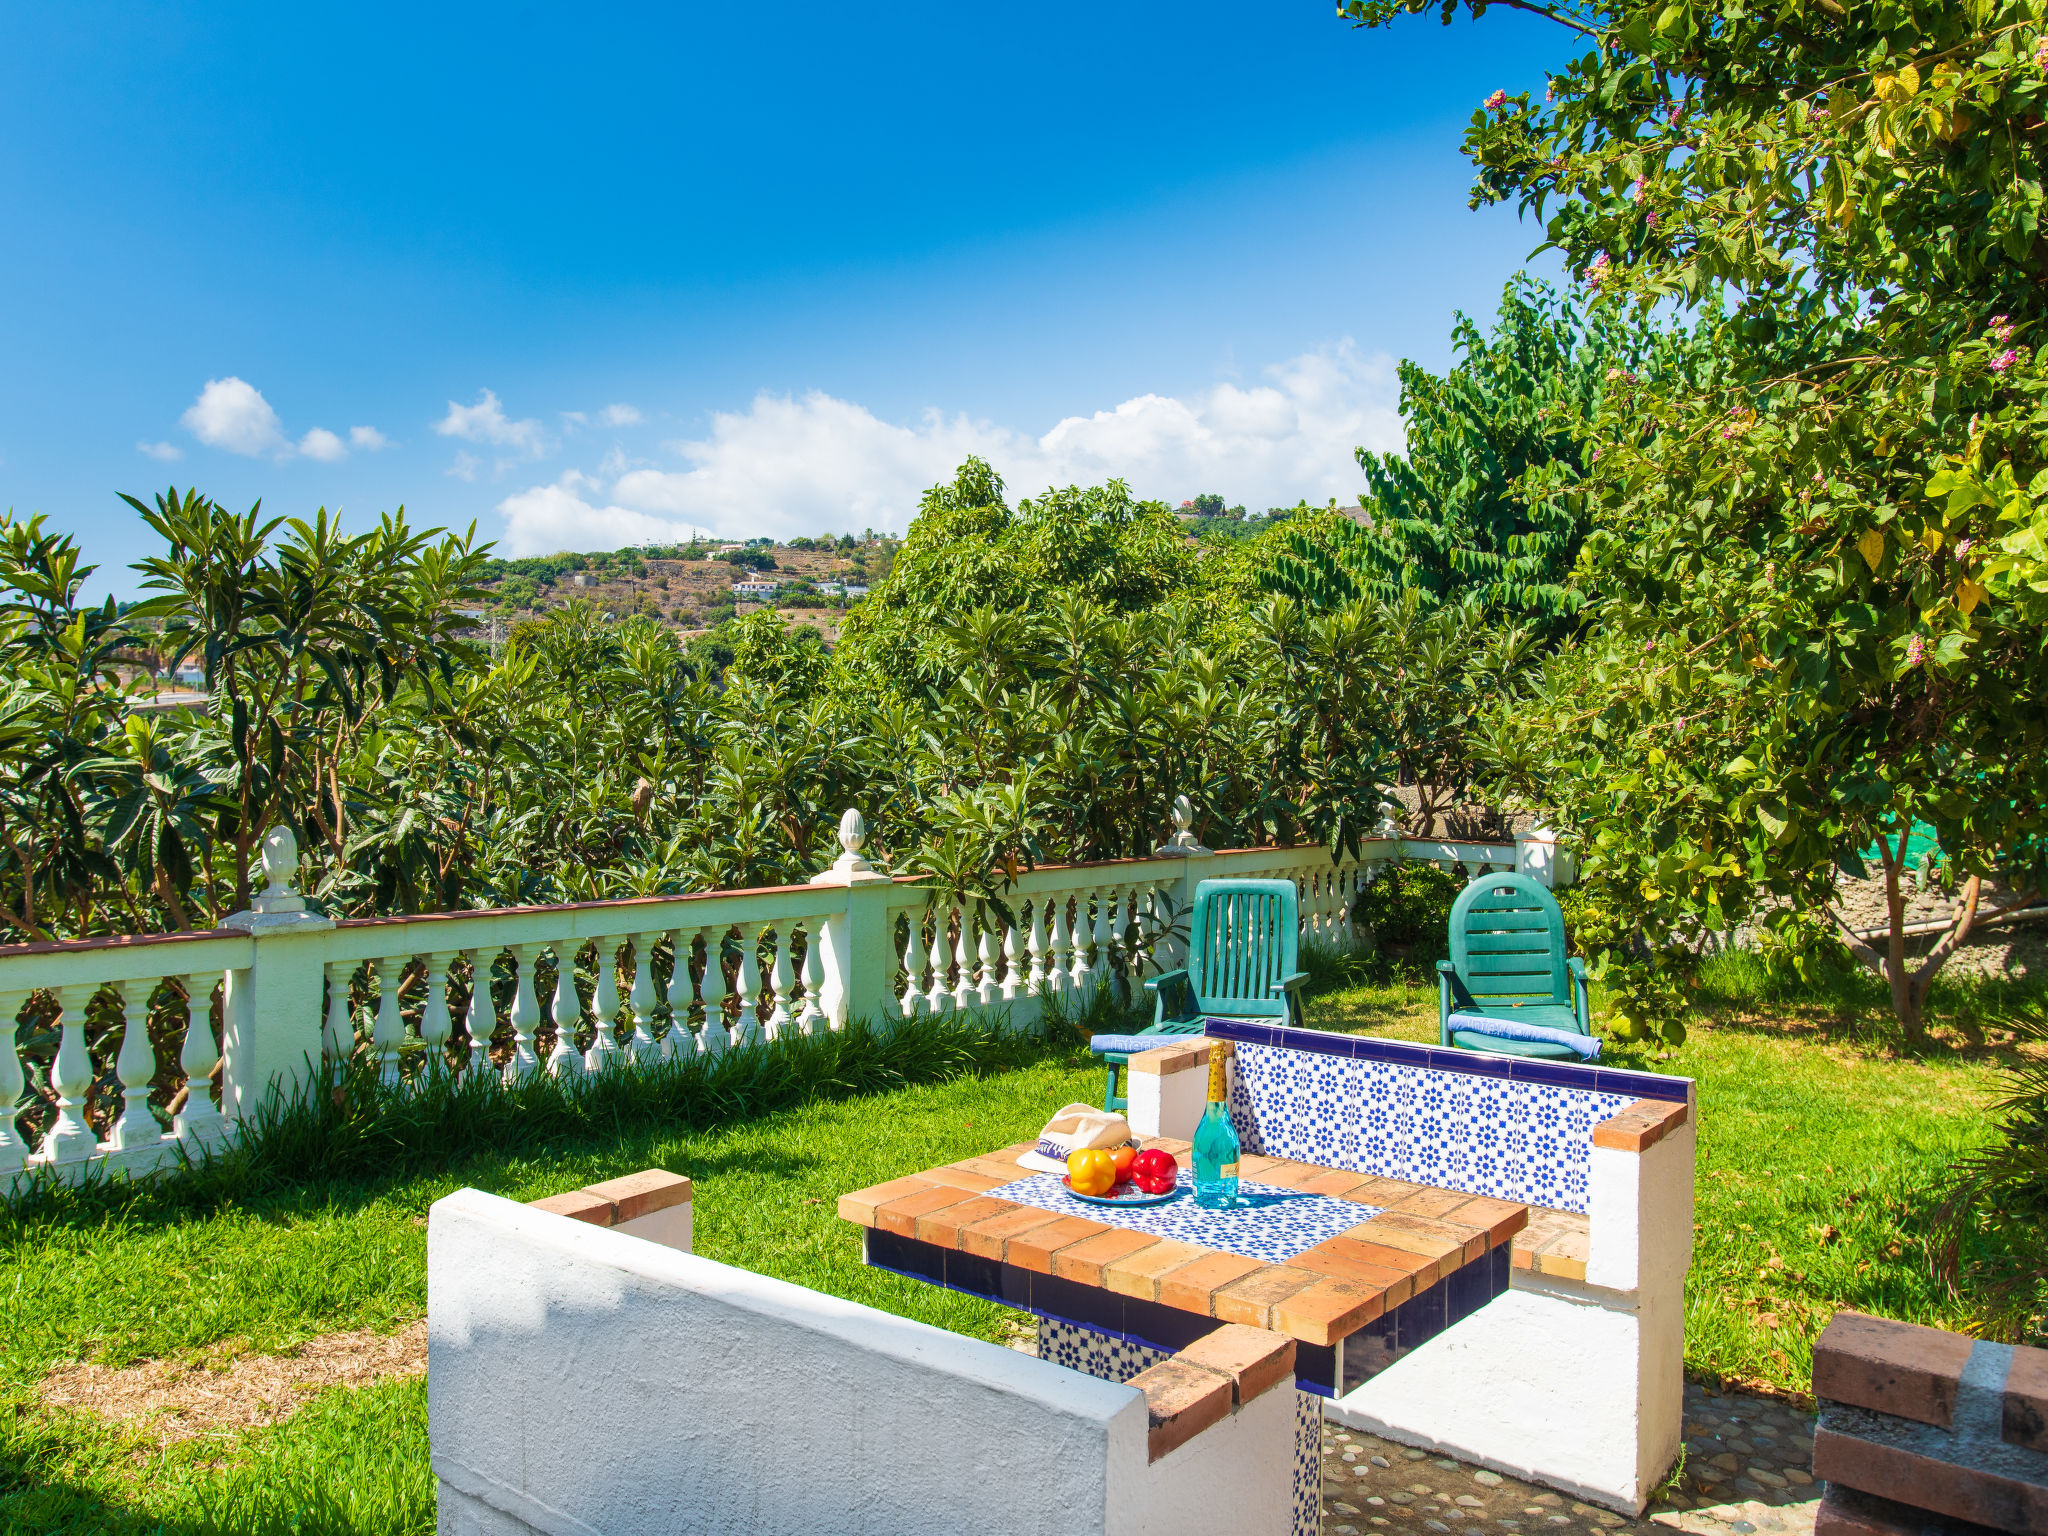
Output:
1092 878 1309 1112
1436 870 1592 1058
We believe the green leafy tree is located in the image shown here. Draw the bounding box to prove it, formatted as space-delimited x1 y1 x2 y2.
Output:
1343 0 2048 1040
1261 278 1698 631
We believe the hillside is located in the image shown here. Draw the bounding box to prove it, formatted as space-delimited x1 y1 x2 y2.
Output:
472 539 895 644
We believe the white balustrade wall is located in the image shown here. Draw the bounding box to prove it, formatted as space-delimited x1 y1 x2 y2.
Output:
1 815 1560 1196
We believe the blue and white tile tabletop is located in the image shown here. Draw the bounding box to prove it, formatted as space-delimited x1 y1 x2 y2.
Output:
986 1172 1381 1264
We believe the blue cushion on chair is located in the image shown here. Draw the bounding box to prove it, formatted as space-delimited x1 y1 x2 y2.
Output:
1088 1033 1173 1056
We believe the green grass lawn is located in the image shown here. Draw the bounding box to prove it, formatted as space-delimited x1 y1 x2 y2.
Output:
0 1036 1107 1535
1 965 2032 1533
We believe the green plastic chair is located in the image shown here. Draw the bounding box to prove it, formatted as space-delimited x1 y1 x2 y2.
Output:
1436 871 1591 1058
1095 878 1310 1111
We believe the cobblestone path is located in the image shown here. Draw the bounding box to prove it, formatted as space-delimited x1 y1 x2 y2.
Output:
1321 1382 1820 1536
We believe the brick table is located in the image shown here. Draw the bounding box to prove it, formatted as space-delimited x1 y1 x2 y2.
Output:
838 1138 1527 1400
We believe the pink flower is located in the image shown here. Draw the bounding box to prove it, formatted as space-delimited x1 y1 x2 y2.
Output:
1644 638 1656 652
1674 716 1689 729
2034 36 2048 70
1584 252 1611 287
1591 447 1602 460
1992 348 2018 374
1905 634 1926 668
1989 314 2014 343
1667 103 1683 124
1546 80 1557 102
1956 537 1974 558
1632 176 1649 203
1646 211 1660 228
1485 90 1508 111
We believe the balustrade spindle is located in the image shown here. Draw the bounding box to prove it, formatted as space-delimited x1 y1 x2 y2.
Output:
767 927 795 1040
544 946 585 1073
420 952 457 1076
898 913 922 1019
1071 891 1098 1000
589 940 624 1070
372 956 408 1087
1048 899 1072 1001
662 931 698 1060
43 982 99 1164
698 927 731 1054
950 907 976 1014
733 929 762 1046
106 978 159 1152
924 910 952 1016
506 944 544 1080
174 973 226 1147
1 989 29 1176
455 950 490 1078
627 933 660 1062
323 961 355 1062
1002 913 1023 1004
977 913 1000 1009
1026 901 1047 997
797 925 826 1035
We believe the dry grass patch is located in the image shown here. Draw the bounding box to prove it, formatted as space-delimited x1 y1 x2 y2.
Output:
38 1320 425 1444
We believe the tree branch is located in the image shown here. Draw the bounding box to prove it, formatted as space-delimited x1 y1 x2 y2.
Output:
1824 904 1889 976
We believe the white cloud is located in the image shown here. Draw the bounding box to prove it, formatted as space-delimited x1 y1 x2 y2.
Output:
448 451 481 482
181 377 290 457
435 388 546 455
601 402 644 427
492 342 1400 555
137 440 183 462
298 427 348 462
350 425 390 451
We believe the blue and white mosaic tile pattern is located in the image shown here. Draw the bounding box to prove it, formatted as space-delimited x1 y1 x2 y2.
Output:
987 1172 1380 1264
1036 1320 1318 1536
1228 1041 1633 1215
1292 1388 1320 1536
1036 1317 1169 1381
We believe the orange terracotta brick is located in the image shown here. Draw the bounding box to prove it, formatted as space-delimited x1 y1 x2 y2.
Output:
924 1165 1004 1194
1212 1264 1323 1328
1341 1216 1462 1267
2004 1342 2048 1452
1131 1357 1232 1461
1052 1227 1161 1287
1143 1137 1193 1162
1255 1162 1328 1191
1389 1186 1474 1220
1441 1194 1528 1248
1299 1168 1372 1198
530 1189 613 1226
914 1195 1018 1249
1350 1175 1431 1205
1237 1154 1288 1176
1530 1225 1590 1281
1158 1251 1266 1315
1591 1097 1689 1153
954 1153 1034 1182
1273 1275 1387 1346
836 1175 936 1226
1177 1323 1297 1405
875 1184 976 1239
1369 1209 1487 1265
1103 1238 1209 1301
1004 1215 1112 1274
1285 1240 1421 1303
581 1168 691 1221
957 1204 1068 1261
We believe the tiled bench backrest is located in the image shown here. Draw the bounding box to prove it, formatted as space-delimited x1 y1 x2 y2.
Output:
1208 1019 1692 1216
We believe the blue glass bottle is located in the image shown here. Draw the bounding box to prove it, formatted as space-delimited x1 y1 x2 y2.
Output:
1192 1040 1241 1208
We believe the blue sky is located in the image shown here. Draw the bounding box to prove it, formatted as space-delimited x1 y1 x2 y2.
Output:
0 3 1575 593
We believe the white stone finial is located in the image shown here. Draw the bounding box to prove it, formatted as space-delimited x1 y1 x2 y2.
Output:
811 807 889 885
253 825 306 913
222 821 332 932
1153 793 1212 857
